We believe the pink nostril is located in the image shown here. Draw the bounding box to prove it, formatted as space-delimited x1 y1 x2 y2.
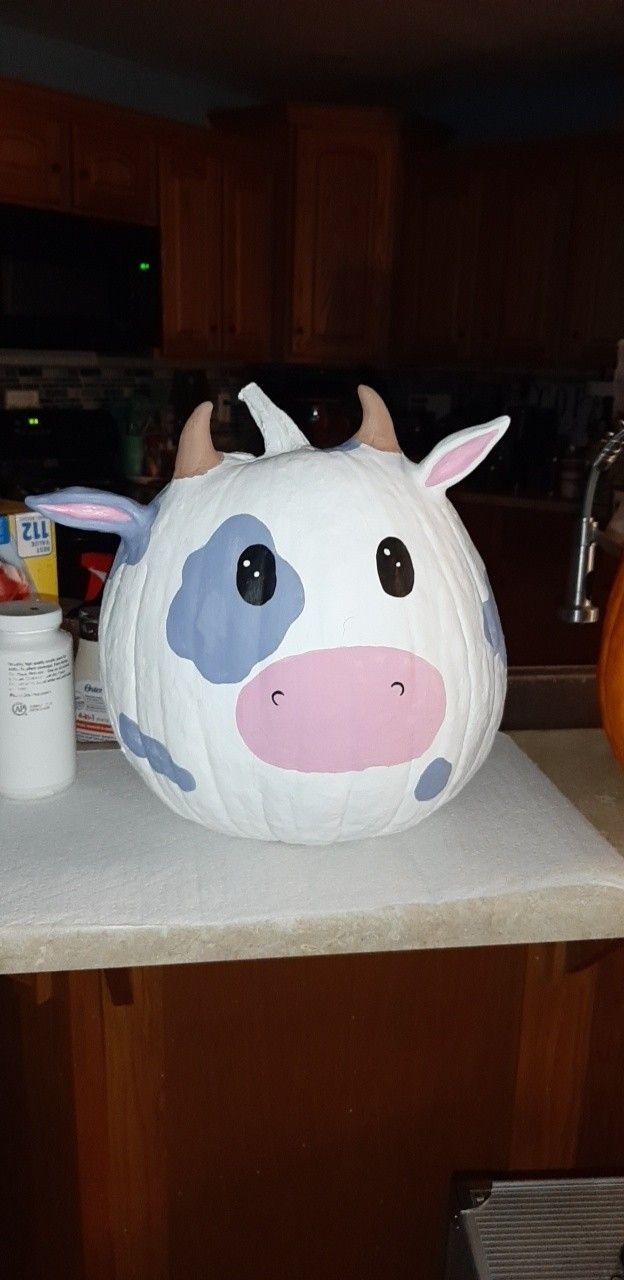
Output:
236 646 446 774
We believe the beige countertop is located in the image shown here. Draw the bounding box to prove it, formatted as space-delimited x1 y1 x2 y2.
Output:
2 730 624 973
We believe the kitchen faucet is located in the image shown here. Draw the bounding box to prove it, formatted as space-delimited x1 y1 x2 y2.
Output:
561 420 624 624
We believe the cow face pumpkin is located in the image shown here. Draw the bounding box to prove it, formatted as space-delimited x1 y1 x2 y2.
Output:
28 384 509 843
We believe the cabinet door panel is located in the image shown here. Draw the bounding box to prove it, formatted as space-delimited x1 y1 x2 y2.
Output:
160 143 221 358
562 148 624 368
0 102 69 208
290 125 397 363
472 151 572 366
222 145 275 360
394 157 481 364
72 122 157 224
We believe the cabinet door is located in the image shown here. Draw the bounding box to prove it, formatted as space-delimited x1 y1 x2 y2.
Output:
561 146 624 369
72 121 157 224
222 142 275 360
0 100 69 208
472 149 572 366
290 122 398 363
159 141 222 358
393 155 481 364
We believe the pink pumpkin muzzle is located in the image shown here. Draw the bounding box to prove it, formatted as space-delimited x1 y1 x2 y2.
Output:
235 646 446 773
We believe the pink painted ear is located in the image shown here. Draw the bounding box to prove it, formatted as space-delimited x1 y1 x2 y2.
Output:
26 488 153 538
418 417 510 492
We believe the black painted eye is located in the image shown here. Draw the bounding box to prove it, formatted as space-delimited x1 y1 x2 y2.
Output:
376 537 414 597
237 543 276 605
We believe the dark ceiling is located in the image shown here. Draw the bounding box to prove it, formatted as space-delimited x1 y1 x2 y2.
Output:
0 0 621 100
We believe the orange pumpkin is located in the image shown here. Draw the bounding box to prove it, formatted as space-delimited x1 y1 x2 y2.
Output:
598 556 624 765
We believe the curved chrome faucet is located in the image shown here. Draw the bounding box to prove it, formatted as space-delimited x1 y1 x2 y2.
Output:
561 420 624 624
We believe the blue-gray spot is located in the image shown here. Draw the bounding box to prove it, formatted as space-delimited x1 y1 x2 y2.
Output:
166 514 305 685
415 758 452 802
482 578 506 662
332 438 360 451
118 713 196 792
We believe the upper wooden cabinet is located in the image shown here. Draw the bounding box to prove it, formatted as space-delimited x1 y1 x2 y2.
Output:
470 146 574 367
159 132 276 361
0 100 69 209
71 120 157 224
392 150 481 365
289 110 399 364
561 141 624 369
212 105 401 365
0 79 158 225
221 137 276 361
159 138 222 359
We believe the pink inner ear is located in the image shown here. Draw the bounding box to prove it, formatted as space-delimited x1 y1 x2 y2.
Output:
425 429 498 489
45 503 132 523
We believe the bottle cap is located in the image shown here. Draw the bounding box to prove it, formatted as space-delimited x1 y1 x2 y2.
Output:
0 599 62 633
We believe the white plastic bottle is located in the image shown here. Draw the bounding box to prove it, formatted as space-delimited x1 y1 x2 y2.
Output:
0 600 76 799
74 606 114 742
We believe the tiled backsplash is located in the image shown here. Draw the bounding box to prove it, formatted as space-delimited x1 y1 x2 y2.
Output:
0 353 616 492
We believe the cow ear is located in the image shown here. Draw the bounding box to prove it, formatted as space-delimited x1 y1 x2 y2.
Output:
417 417 510 492
26 488 153 540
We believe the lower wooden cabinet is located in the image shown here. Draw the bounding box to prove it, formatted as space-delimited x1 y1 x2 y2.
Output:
3 941 624 1279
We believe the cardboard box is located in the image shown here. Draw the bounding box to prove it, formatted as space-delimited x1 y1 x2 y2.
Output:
0 499 59 598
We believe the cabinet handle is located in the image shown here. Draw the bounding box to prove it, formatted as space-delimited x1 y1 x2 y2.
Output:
50 162 62 174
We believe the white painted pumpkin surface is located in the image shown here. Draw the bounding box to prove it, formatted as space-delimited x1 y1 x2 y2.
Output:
29 385 509 843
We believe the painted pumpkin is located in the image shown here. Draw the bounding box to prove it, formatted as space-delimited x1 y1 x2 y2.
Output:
598 557 624 766
28 384 509 844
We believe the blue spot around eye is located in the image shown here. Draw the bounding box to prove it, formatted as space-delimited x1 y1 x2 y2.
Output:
482 578 506 662
415 758 452 802
118 713 196 791
166 514 305 685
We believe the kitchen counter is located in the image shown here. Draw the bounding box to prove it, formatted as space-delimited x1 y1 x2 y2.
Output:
2 730 624 973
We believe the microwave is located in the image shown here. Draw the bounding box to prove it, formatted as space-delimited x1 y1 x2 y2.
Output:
0 203 160 353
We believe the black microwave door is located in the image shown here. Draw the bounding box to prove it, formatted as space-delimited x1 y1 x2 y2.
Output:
0 204 160 352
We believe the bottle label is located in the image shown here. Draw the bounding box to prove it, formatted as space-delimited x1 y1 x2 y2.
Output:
75 679 114 742
7 652 72 716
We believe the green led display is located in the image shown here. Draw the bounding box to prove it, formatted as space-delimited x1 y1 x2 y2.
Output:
27 416 40 425
138 261 151 271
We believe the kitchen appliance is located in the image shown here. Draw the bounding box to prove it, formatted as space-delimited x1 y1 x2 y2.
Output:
0 204 160 353
446 1175 624 1279
0 407 122 598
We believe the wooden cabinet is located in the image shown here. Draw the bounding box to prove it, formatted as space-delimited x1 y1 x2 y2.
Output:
0 78 157 225
159 134 276 361
221 139 276 361
159 139 222 358
393 151 481 364
71 119 156 224
289 111 398 363
471 147 573 366
0 99 69 209
561 141 624 369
